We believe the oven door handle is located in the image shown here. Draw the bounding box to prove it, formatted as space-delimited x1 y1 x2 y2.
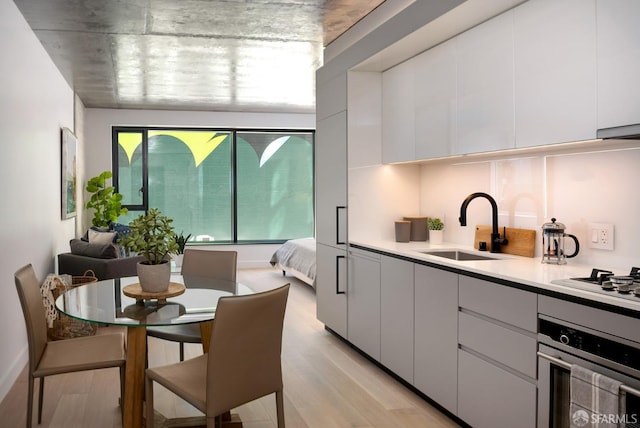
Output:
538 351 640 398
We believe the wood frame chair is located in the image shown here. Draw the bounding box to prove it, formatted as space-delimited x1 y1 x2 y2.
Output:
146 249 238 361
145 283 290 428
14 264 126 428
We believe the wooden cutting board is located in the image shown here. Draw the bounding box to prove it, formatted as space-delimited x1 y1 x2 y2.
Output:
473 225 536 258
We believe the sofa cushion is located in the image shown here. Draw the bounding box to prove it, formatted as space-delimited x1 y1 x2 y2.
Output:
88 229 117 245
70 239 119 259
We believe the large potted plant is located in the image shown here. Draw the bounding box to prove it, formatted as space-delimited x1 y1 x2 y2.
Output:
119 208 179 292
85 171 128 228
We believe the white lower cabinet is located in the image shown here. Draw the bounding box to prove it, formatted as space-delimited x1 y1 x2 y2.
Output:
457 275 537 428
348 248 381 360
414 265 458 414
380 256 414 383
316 243 348 338
458 349 537 428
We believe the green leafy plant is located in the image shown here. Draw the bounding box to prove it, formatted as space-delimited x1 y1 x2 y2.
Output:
85 171 128 228
175 232 192 255
119 208 179 265
428 217 444 231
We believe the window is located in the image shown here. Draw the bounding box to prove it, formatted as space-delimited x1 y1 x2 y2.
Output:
113 127 314 243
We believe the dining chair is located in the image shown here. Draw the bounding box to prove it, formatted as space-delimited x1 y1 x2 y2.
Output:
14 264 126 428
146 282 289 428
146 249 238 361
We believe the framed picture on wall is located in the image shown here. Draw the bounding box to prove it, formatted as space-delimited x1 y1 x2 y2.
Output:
61 127 77 219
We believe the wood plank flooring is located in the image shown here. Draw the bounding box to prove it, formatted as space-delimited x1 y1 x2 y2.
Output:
0 268 461 428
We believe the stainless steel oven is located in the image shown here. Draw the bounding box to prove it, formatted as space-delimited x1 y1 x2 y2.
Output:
538 316 640 428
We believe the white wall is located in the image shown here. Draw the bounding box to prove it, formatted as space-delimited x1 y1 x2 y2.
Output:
0 0 76 401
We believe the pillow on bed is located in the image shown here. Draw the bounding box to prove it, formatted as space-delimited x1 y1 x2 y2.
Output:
70 239 119 259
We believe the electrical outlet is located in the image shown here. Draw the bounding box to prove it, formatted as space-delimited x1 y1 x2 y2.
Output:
588 222 614 250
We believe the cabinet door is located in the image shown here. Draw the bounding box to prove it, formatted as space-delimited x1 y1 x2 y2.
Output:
348 249 381 360
316 72 347 121
414 265 458 414
458 350 536 428
514 0 596 148
597 0 640 129
382 59 415 163
414 38 457 160
316 243 347 338
456 10 515 154
316 111 347 248
380 256 414 383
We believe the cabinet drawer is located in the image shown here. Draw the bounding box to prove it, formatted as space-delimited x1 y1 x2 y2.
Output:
458 350 536 428
459 312 536 378
459 275 537 332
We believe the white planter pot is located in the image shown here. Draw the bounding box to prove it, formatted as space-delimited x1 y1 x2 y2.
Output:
136 261 171 292
429 229 444 245
172 254 184 269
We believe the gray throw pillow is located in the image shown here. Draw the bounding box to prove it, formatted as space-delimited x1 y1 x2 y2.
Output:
88 229 117 245
70 239 119 259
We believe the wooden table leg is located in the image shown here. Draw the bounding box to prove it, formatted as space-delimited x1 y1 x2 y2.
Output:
199 321 213 353
123 326 147 428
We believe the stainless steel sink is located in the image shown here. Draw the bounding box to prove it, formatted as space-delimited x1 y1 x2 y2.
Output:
420 250 500 261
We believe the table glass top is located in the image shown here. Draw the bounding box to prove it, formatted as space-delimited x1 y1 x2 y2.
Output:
55 274 254 327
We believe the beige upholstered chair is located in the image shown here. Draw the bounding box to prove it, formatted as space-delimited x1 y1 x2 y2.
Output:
145 283 290 428
14 264 126 428
146 249 238 361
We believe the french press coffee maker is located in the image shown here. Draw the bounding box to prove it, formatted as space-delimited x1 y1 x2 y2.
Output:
541 218 580 264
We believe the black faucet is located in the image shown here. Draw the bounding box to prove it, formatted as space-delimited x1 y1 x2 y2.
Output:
459 192 508 253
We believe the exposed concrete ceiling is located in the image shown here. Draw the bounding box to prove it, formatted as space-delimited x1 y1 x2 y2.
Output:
14 0 385 113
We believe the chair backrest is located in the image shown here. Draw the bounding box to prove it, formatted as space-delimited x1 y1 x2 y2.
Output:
15 264 49 373
180 249 237 281
206 283 290 417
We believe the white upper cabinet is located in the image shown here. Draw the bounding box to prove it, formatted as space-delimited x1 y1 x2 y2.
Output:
382 59 415 163
348 71 382 169
456 10 515 155
316 73 347 121
414 38 457 159
514 0 597 148
597 0 640 129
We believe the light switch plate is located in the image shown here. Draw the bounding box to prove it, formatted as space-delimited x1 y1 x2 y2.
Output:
587 222 614 250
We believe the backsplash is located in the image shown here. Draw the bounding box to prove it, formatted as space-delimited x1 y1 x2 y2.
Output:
418 142 640 271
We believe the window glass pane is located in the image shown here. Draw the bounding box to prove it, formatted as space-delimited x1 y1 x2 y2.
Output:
116 131 144 206
146 130 232 243
113 127 313 243
236 131 314 241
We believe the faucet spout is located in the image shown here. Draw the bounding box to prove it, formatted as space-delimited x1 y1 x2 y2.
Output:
459 192 507 253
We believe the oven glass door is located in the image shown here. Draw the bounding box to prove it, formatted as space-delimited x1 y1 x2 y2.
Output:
539 344 640 428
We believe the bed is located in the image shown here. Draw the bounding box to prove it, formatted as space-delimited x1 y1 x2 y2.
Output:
270 237 316 288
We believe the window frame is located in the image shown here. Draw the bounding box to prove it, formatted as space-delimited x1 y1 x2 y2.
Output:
112 126 315 245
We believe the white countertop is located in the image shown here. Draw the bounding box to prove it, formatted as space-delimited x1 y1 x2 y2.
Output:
349 239 640 315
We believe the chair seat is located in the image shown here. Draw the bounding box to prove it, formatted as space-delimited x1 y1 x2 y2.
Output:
146 324 202 343
147 354 208 412
34 333 126 377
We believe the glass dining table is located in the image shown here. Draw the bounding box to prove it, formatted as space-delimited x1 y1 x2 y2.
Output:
55 274 254 428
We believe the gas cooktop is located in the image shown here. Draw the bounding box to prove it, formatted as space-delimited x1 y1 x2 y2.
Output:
551 267 640 302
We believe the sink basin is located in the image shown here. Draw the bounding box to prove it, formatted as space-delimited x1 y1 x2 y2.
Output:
420 250 500 261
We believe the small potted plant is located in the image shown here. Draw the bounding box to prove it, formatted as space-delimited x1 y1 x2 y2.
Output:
85 171 128 228
428 217 445 245
172 231 192 269
119 208 179 292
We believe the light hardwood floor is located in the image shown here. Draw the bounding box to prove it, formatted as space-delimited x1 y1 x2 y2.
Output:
1 268 461 428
